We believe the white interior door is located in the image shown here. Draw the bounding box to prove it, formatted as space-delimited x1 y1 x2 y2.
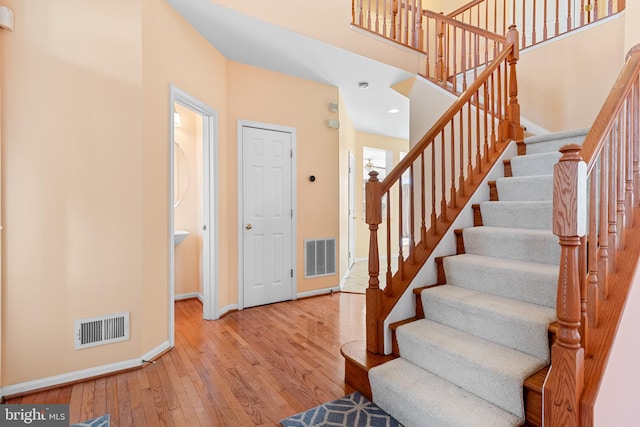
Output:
348 152 356 268
242 125 293 308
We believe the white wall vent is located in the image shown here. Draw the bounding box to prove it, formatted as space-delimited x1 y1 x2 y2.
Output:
304 238 336 278
75 312 130 350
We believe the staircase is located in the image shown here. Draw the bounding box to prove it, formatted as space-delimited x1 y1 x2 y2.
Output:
368 129 588 426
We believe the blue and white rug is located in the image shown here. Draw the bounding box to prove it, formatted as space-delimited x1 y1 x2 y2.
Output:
280 392 403 427
71 414 110 427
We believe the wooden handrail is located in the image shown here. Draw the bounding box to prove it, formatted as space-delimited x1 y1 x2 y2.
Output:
365 26 522 354
381 42 512 193
545 44 640 426
423 9 507 44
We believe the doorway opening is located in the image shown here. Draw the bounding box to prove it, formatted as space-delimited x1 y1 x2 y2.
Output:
169 86 219 346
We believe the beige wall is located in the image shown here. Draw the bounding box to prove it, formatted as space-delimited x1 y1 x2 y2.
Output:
518 15 626 132
227 62 340 294
1 0 144 384
173 105 202 297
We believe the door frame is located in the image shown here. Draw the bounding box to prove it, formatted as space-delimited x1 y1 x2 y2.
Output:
237 120 297 309
169 85 220 346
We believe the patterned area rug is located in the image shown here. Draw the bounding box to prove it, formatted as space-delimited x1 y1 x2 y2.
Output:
71 414 110 427
280 392 403 427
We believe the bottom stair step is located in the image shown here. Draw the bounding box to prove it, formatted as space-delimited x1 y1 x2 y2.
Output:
369 358 523 427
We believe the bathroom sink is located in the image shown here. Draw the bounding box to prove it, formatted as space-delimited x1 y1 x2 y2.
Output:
174 230 189 246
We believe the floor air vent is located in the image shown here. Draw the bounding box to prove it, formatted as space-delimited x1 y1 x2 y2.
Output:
304 238 336 278
75 312 130 350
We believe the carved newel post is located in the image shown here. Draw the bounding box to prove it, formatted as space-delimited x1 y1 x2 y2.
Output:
544 144 587 426
365 171 384 354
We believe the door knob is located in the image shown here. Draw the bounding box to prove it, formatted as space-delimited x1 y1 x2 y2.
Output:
245 224 252 230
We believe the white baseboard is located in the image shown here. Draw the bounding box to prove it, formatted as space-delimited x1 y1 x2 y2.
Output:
0 340 171 398
219 304 238 318
174 292 203 303
297 286 341 299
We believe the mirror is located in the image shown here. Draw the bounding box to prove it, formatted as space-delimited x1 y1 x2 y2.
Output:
174 141 190 208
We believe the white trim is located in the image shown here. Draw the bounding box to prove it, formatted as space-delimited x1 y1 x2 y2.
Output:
237 121 297 309
174 292 204 302
169 85 220 341
297 286 341 299
0 341 170 397
219 304 239 318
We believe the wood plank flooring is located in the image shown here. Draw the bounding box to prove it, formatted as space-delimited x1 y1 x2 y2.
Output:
7 293 367 426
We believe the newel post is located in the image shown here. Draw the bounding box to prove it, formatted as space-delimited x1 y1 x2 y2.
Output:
544 144 586 426
366 171 384 354
505 25 524 145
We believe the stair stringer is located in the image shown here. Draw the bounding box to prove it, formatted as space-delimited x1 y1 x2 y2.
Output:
381 141 519 354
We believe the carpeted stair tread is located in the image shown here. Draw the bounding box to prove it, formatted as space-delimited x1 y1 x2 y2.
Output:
480 200 552 230
522 128 588 155
370 357 524 427
443 254 558 308
495 174 553 201
421 285 555 360
463 226 560 265
510 151 561 177
396 318 547 418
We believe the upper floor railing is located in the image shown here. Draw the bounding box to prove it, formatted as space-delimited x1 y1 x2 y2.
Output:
365 26 523 353
544 44 640 426
352 0 508 94
352 1 626 88
448 0 626 50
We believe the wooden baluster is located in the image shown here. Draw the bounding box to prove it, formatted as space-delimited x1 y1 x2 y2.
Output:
616 112 626 247
431 143 437 233
567 0 573 31
383 0 388 37
580 0 585 26
404 0 409 44
462 29 468 91
398 179 405 279
506 26 523 143
441 130 448 221
587 171 599 332
483 82 489 159
459 110 466 196
420 153 427 245
467 98 473 182
386 192 392 295
409 164 416 262
497 63 503 142
532 0 537 45
633 78 640 208
366 171 384 354
416 0 424 51
452 28 458 91
608 132 618 270
368 0 372 29
450 118 458 208
512 0 516 30
476 88 482 172
425 17 431 78
625 93 634 226
392 0 398 41
490 73 497 151
544 144 585 427
436 16 445 82
544 0 549 40
594 0 599 20
503 0 507 37
375 0 380 33
353 0 358 25
580 232 590 354
522 0 526 48
598 141 610 300
555 0 560 36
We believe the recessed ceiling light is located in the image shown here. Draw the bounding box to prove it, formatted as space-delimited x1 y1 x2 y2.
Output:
359 82 369 89
388 108 400 114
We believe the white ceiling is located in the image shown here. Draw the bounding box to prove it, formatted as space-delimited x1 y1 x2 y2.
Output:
166 0 413 140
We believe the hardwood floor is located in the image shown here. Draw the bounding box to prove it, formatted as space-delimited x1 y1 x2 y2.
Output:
7 293 367 426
